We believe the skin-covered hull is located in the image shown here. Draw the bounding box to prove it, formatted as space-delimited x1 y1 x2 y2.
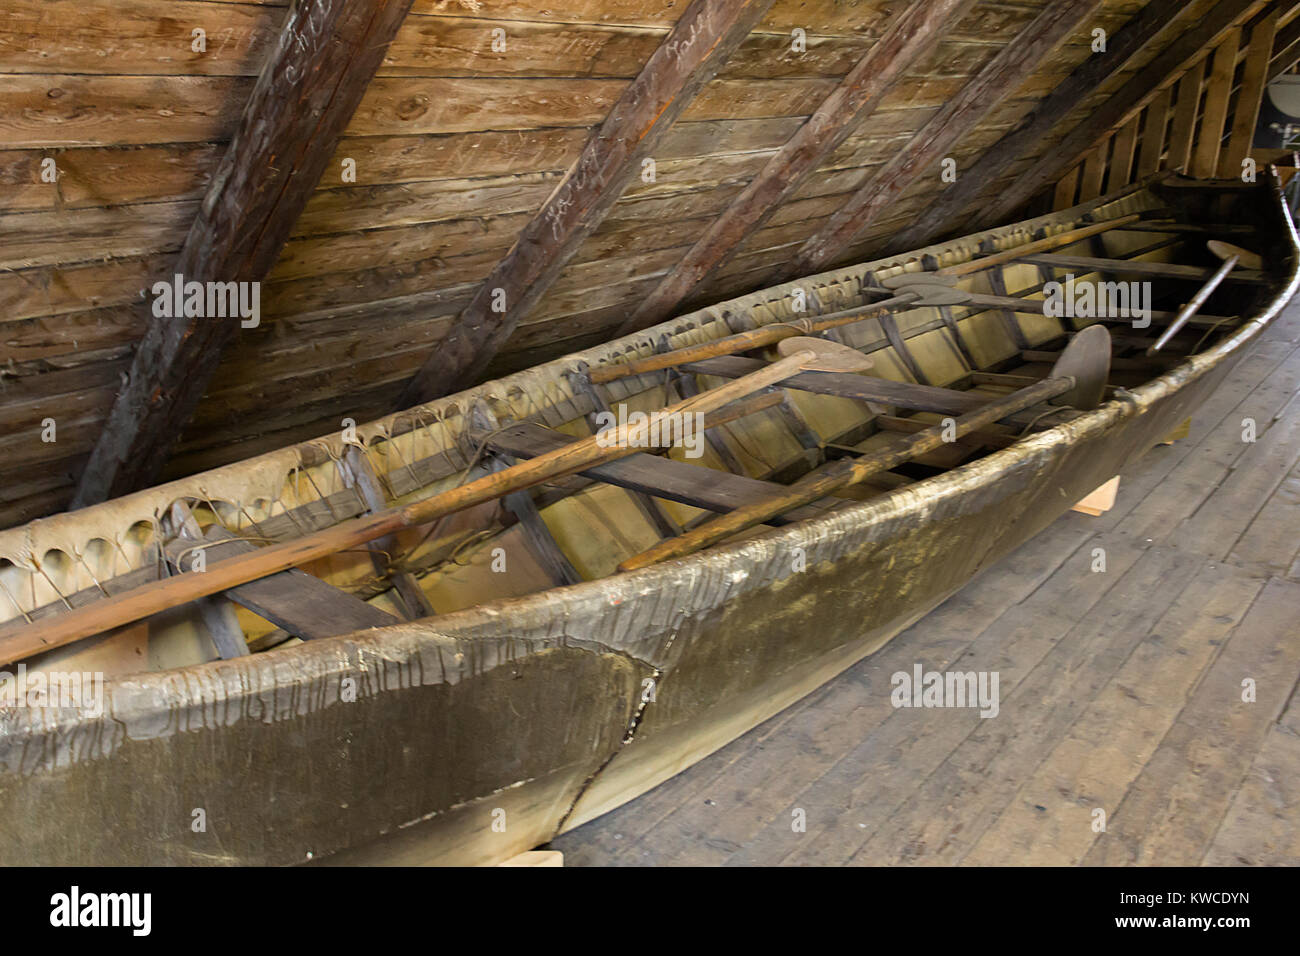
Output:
1 179 1295 866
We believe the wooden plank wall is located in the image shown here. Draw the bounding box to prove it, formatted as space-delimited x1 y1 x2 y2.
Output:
1051 4 1288 209
0 0 1254 528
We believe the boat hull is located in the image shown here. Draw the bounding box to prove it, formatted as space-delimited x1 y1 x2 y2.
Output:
2 180 1296 866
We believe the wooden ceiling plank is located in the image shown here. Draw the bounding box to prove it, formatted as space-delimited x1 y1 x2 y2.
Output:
884 0 1192 255
395 0 778 408
782 0 1104 279
71 0 417 507
610 0 977 337
1220 9 1280 177
1193 29 1245 178
1136 85 1173 177
979 0 1267 228
1165 58 1208 172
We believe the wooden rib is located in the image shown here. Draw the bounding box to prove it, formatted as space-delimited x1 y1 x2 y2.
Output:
783 0 1103 278
1220 9 1279 177
618 376 1074 572
483 423 832 524
395 0 777 408
342 446 436 619
611 0 975 335
1165 58 1207 172
1109 116 1141 189
0 351 816 663
1137 87 1173 177
981 0 1266 227
885 0 1191 253
71 0 416 506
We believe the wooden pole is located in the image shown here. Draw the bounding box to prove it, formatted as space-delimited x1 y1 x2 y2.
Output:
617 375 1075 572
0 352 816 664
935 214 1142 278
1148 255 1238 353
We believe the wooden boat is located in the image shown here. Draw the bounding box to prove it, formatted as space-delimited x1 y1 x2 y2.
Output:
1 172 1296 865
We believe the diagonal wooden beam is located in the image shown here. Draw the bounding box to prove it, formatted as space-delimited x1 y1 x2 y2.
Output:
1269 10 1300 78
976 0 1267 228
1220 8 1279 176
883 0 1194 255
783 0 1105 278
396 0 777 408
72 0 415 508
611 0 977 337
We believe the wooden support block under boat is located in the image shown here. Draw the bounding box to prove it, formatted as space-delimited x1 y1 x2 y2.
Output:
1071 476 1120 517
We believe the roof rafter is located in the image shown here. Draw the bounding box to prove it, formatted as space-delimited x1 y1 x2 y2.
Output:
781 0 1105 280
974 0 1270 229
396 0 778 408
881 0 1193 257
611 0 978 337
72 0 416 507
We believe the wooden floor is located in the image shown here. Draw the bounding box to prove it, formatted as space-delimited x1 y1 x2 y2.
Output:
553 296 1300 867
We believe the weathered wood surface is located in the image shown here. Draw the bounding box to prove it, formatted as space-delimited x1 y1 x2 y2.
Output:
71 0 417 506
396 0 778 406
884 0 1190 252
980 0 1264 226
614 0 974 334
784 0 1102 277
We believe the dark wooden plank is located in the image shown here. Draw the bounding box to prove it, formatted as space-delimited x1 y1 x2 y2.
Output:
683 355 988 415
73 0 416 506
884 0 1192 252
613 0 974 334
484 422 831 525
396 0 778 406
785 0 1102 276
979 0 1265 227
166 528 398 640
1021 253 1267 283
1192 28 1243 179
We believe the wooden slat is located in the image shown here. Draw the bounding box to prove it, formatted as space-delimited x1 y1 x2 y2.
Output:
883 0 1190 252
1219 9 1279 177
483 423 831 524
683 356 988 415
1191 29 1244 179
1109 116 1140 190
1053 166 1081 210
1078 142 1109 201
165 529 399 640
611 0 975 335
396 0 778 406
784 0 1102 277
1136 87 1172 177
71 0 416 506
981 0 1265 226
1165 58 1207 172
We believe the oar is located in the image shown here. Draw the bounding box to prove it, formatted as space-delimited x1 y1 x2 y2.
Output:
617 327 1114 573
1147 254 1238 355
0 351 819 665
590 213 1143 385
